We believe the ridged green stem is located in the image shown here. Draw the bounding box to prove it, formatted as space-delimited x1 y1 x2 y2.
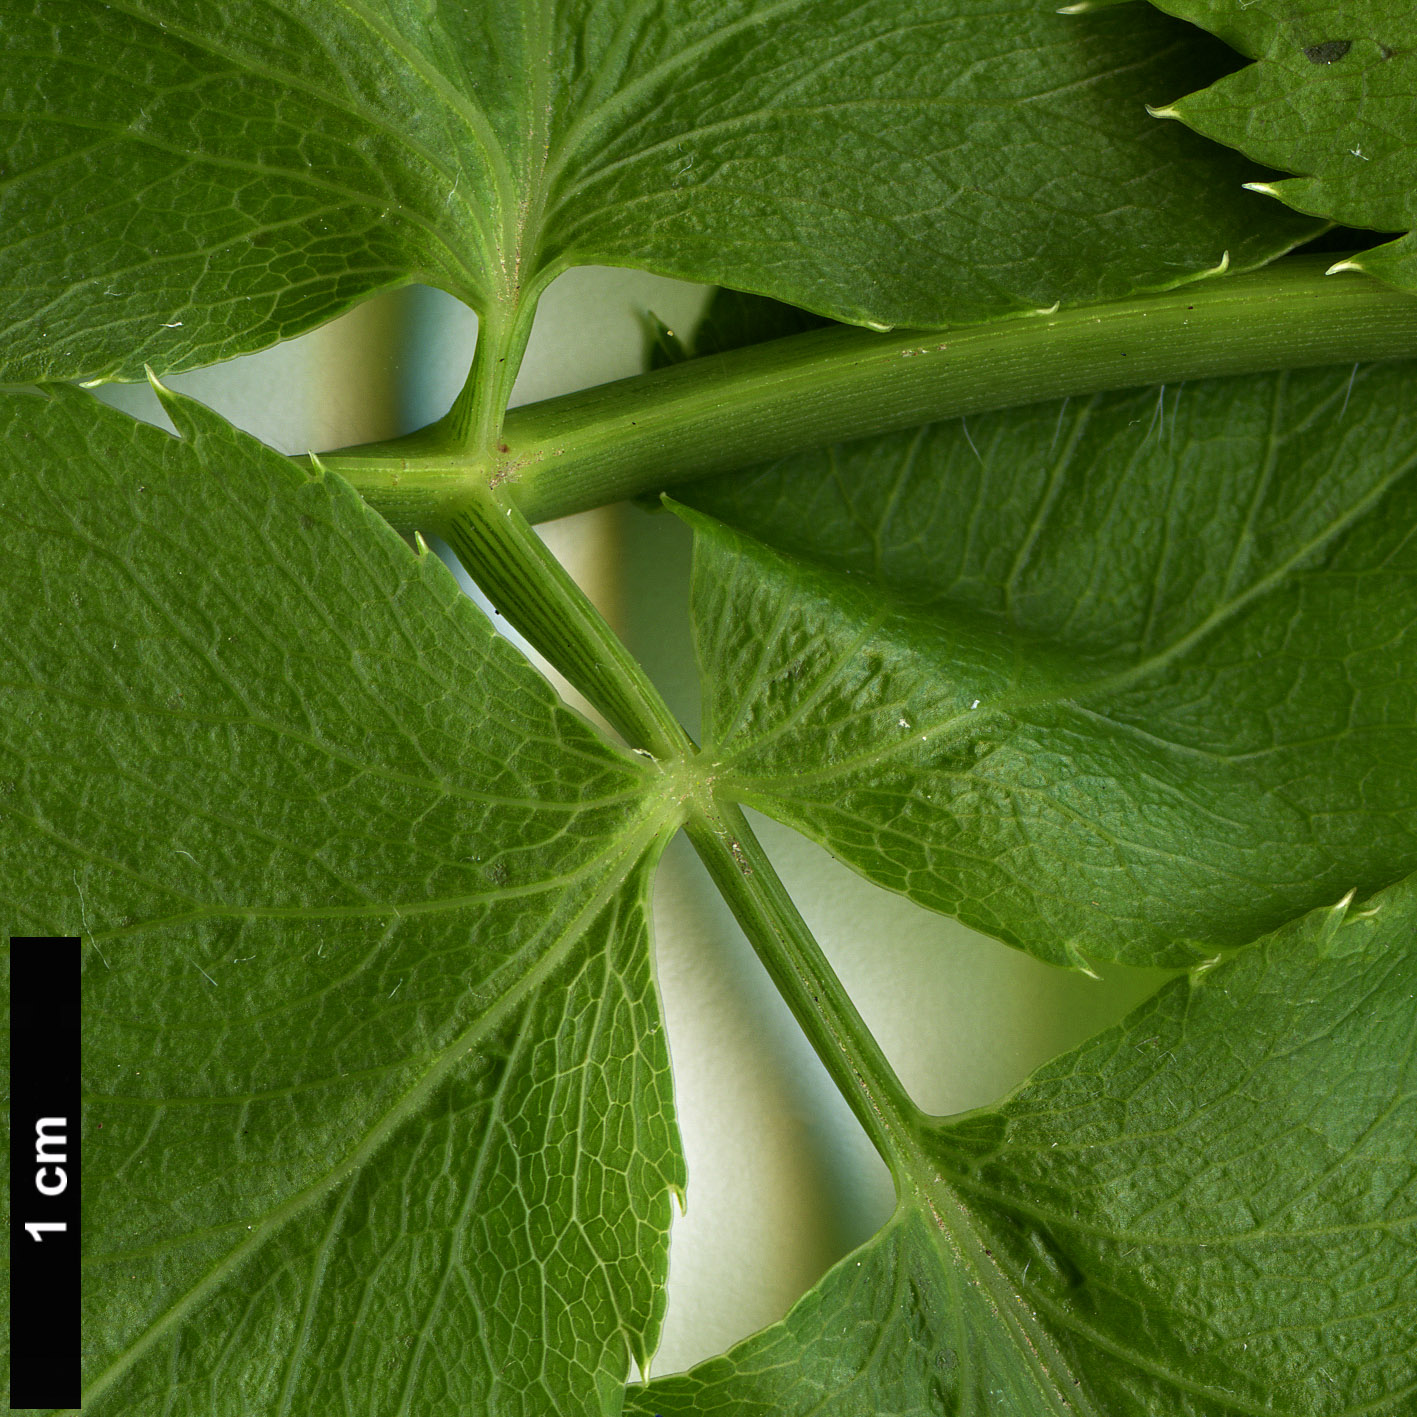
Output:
441 484 694 761
322 257 1417 529
684 800 922 1174
440 295 539 456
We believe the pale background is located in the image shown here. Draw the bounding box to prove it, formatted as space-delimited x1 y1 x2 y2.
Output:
97 270 1163 1377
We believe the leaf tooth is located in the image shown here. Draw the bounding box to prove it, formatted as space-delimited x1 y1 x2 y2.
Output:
1187 953 1223 985
144 365 190 435
1242 182 1285 200
413 529 432 558
1327 886 1357 927
1145 103 1184 121
1313 886 1361 955
306 450 329 482
1326 257 1367 275
1063 941 1101 979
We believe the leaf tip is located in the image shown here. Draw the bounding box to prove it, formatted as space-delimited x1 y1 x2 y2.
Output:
1032 300 1061 317
1326 257 1366 276
862 319 893 333
1063 941 1101 980
1242 181 1284 200
413 529 432 558
1145 103 1183 121
306 450 329 482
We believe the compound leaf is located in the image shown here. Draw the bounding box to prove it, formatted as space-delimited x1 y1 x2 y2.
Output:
1 0 1316 383
630 871 1417 1415
682 360 1417 966
1143 0 1417 293
0 386 684 1414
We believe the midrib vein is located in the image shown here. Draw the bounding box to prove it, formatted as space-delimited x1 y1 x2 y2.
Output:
914 1170 1103 1417
88 855 638 944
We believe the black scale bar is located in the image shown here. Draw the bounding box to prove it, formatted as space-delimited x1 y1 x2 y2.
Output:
9 939 81 1411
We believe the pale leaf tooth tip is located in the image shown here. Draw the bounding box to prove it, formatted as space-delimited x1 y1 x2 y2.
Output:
1064 942 1101 980
1327 258 1364 275
863 319 893 333
1242 181 1282 198
145 365 182 425
1146 104 1182 120
307 450 329 480
1057 3 1089 14
1190 953 1223 980
1034 300 1061 316
413 530 432 558
79 375 112 389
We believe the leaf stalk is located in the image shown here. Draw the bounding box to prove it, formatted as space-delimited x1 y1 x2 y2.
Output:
684 800 924 1179
323 257 1417 529
441 294 540 456
441 484 695 762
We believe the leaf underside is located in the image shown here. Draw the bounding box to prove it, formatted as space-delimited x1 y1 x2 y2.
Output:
0 0 1317 384
0 386 683 1414
1144 0 1417 293
631 870 1417 1416
680 359 1417 967
1 3 1411 1411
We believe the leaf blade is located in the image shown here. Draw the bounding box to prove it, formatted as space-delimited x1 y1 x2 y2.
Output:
630 873 1417 1415
0 386 684 1413
683 362 1417 965
2 0 1318 383
1142 0 1417 294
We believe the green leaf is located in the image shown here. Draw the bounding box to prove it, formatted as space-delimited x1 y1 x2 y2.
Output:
630 872 1417 1416
1142 0 1417 293
1 0 1318 383
0 386 684 1413
681 361 1417 966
